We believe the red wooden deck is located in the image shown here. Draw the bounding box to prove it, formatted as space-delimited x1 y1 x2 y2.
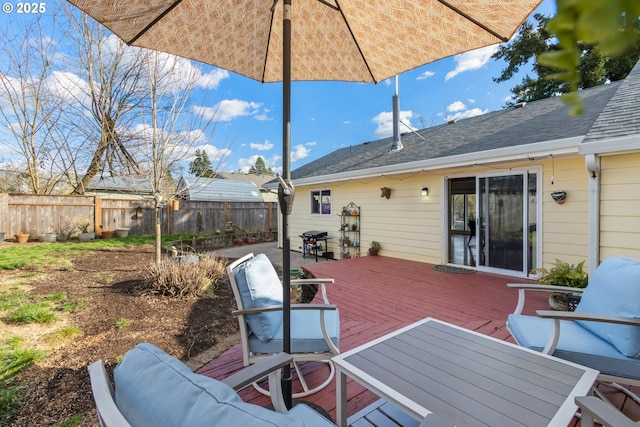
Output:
197 256 639 426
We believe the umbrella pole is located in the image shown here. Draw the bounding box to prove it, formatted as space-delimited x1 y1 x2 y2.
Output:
281 0 293 410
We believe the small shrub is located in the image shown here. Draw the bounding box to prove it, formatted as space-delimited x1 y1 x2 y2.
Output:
145 255 226 297
532 259 589 288
115 318 132 329
6 302 57 324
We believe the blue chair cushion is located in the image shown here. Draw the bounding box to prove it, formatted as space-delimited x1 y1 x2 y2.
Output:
114 343 303 427
249 309 340 355
575 257 640 358
233 254 284 342
507 315 640 380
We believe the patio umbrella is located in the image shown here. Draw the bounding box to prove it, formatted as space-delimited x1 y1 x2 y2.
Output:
66 0 542 407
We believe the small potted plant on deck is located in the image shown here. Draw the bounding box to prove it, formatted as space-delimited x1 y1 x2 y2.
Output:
532 259 588 311
369 241 381 256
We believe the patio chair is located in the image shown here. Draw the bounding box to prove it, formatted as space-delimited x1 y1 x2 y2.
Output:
227 253 340 398
575 396 636 427
87 343 336 427
507 256 640 408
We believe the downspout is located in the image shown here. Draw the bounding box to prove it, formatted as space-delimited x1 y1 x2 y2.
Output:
585 154 600 276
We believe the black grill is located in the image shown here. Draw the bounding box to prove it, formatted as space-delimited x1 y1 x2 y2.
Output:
299 231 330 261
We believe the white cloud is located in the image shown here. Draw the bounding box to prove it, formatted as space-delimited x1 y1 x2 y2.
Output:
196 68 229 89
195 99 261 122
445 45 499 81
250 141 274 151
416 70 435 80
372 110 415 138
445 107 488 122
446 101 466 113
291 144 310 162
200 144 232 164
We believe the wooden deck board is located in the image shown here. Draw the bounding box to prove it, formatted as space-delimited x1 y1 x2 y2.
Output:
195 255 637 426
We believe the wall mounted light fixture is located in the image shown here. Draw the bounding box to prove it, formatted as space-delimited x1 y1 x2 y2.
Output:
421 187 429 196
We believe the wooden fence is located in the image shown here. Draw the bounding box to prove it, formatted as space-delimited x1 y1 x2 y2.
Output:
0 193 278 240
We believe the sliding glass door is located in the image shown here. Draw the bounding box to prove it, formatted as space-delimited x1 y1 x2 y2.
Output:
477 172 537 274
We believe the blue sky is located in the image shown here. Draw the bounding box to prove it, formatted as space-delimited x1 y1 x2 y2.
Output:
0 0 556 175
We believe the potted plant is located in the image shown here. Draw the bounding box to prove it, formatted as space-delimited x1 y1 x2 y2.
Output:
369 241 381 256
76 219 95 241
532 259 588 311
14 232 29 244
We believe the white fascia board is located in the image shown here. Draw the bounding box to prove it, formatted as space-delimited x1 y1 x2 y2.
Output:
293 136 583 186
579 134 640 156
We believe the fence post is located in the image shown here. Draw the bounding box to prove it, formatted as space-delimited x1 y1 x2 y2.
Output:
95 197 102 236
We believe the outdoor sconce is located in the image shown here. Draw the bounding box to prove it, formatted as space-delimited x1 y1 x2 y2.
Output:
380 187 391 199
135 207 143 219
421 187 429 196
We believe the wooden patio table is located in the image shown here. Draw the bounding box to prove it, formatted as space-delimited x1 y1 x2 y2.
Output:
333 318 599 427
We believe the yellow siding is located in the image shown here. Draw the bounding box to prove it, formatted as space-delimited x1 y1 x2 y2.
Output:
599 153 640 260
290 152 640 270
291 174 442 263
539 156 590 269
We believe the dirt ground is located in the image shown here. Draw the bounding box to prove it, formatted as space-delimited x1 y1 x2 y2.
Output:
3 245 245 426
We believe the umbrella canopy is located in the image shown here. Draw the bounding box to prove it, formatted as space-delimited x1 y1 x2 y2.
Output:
67 0 542 407
67 0 541 84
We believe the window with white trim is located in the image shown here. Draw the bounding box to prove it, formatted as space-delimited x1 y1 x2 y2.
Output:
310 189 332 215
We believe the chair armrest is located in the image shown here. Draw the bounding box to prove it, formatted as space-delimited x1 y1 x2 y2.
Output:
536 310 640 326
221 352 293 391
291 278 334 285
508 283 584 315
575 396 636 427
507 283 585 293
533 310 640 354
232 304 337 316
292 278 334 303
290 303 337 311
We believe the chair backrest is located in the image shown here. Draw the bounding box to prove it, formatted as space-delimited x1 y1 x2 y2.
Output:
575 256 640 358
87 360 132 427
227 253 284 342
89 343 302 427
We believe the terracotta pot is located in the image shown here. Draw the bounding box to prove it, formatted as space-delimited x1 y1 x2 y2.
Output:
15 233 29 244
101 231 115 239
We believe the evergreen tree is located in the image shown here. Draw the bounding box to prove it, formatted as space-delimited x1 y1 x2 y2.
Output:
248 157 274 175
493 13 640 106
189 149 215 177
